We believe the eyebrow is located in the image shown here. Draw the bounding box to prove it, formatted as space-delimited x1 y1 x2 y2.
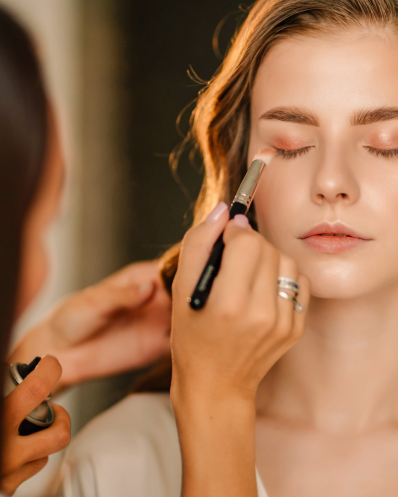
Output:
351 107 398 125
260 107 319 126
260 106 398 127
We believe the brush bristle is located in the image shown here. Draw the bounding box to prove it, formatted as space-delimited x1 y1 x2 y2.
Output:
254 147 276 165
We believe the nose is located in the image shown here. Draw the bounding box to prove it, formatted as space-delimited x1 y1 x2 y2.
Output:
310 150 360 206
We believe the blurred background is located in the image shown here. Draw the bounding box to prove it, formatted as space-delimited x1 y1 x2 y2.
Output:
1 0 243 495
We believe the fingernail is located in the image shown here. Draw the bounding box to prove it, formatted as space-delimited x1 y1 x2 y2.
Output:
138 281 154 295
43 354 59 362
205 202 228 224
233 215 249 228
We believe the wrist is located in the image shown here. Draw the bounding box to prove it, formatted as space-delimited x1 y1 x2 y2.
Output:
171 381 257 497
171 373 256 415
171 380 256 428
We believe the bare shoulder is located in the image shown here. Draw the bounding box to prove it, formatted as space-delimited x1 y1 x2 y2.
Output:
59 393 181 497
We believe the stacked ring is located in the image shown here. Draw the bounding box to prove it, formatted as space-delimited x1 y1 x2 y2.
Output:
277 276 300 296
277 277 304 312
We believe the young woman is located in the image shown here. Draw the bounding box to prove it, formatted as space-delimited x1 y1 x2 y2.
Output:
0 7 171 496
60 0 398 495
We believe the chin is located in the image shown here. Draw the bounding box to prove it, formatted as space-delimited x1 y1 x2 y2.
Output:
309 282 365 299
300 261 380 300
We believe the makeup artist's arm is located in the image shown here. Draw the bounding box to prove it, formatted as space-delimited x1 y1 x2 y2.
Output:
1 356 70 496
171 205 310 497
8 261 171 393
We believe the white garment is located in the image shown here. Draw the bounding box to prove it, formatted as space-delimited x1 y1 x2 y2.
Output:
59 393 268 497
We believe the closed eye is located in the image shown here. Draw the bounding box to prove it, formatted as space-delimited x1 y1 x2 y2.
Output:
274 146 313 160
365 146 398 158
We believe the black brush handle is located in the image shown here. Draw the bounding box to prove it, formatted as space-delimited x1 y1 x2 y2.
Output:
189 202 247 310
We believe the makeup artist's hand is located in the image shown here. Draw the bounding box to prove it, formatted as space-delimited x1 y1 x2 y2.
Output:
8 261 171 393
1 356 70 496
172 203 310 404
171 203 310 497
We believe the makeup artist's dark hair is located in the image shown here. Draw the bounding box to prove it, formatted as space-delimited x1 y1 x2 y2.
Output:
134 0 398 393
0 6 48 463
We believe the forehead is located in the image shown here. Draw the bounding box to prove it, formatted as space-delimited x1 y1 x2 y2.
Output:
251 28 398 120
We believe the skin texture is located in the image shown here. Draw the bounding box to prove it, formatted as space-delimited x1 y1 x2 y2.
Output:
172 25 398 497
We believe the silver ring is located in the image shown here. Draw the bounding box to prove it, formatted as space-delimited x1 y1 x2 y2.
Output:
277 276 300 293
278 290 304 313
277 277 300 299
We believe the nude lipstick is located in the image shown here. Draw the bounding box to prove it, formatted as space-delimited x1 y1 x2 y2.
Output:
189 149 275 310
300 221 371 253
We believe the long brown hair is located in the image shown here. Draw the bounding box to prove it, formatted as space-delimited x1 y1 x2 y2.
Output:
0 7 48 462
135 0 398 393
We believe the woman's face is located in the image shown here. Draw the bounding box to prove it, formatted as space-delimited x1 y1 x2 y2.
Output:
249 27 398 299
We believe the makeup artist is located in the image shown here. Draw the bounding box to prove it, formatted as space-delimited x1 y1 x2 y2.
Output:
0 6 170 496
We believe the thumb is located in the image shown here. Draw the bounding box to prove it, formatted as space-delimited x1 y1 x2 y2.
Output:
118 280 155 308
4 355 62 428
71 279 155 321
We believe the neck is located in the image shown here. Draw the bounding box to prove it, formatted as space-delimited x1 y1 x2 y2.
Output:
257 283 398 433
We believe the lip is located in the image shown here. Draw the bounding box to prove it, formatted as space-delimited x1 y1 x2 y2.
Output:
299 222 372 253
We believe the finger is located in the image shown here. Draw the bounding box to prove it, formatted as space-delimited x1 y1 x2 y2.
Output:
49 281 158 347
175 202 229 295
64 321 171 383
89 260 171 312
19 403 70 465
255 270 309 386
291 273 311 341
246 240 280 324
4 356 62 428
51 261 166 336
0 457 48 496
82 281 156 316
274 254 299 336
102 260 162 288
210 217 264 306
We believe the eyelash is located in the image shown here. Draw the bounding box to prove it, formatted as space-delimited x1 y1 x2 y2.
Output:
274 146 398 160
365 146 398 158
274 146 312 159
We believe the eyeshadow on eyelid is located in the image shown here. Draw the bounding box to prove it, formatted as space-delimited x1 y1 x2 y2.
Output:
367 131 398 148
272 136 311 150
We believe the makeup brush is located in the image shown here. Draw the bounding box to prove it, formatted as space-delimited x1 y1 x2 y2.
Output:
189 148 276 310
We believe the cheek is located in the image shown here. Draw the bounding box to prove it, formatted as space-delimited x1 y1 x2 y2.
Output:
364 180 398 241
254 167 302 244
